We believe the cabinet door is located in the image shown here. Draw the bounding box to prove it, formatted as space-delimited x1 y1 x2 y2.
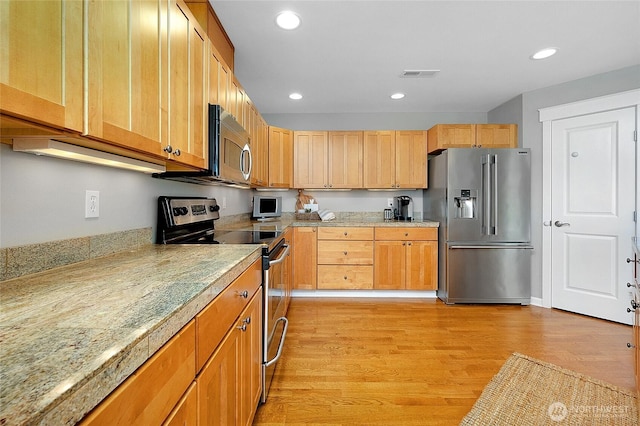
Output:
427 124 475 154
328 131 363 188
0 0 83 132
239 289 263 426
294 131 328 188
218 61 231 112
251 112 269 187
293 227 317 289
395 131 427 189
81 322 196 426
363 131 396 188
197 324 239 426
406 241 438 290
166 0 206 168
163 382 197 426
86 0 164 157
373 241 406 289
476 124 517 148
269 126 293 188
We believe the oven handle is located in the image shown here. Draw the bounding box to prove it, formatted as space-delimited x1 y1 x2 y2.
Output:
269 243 290 266
265 316 288 367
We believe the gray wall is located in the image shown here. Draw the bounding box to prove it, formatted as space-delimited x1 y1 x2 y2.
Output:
0 144 253 247
489 64 640 299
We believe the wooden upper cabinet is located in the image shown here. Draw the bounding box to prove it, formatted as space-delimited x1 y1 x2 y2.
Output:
165 0 207 169
293 131 328 188
363 131 396 188
395 130 427 189
86 0 164 157
328 131 363 189
428 124 517 154
0 0 83 132
476 124 518 148
268 126 293 188
251 112 269 187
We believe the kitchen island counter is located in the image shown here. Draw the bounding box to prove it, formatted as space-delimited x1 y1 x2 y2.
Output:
0 244 262 425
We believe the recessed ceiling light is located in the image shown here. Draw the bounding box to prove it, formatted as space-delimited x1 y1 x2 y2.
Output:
276 11 301 30
390 93 405 100
289 93 303 100
531 47 558 60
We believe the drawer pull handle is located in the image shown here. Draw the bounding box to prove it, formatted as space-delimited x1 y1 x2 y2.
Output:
239 290 249 299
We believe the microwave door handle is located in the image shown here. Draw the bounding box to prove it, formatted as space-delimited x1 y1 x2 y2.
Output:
241 143 252 180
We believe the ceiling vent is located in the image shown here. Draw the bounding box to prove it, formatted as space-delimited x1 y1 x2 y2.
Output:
400 69 440 78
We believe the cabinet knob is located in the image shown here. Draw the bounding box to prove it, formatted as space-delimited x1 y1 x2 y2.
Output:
408 242 412 246
626 257 639 264
163 145 173 154
627 342 636 349
174 149 181 157
343 251 348 255
243 316 251 325
343 276 347 280
237 323 247 332
239 290 249 298
627 282 637 288
344 232 348 236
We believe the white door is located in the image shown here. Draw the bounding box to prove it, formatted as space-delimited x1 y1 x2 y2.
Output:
551 107 636 324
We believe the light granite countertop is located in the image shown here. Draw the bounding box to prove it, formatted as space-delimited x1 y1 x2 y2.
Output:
0 244 262 426
217 215 440 232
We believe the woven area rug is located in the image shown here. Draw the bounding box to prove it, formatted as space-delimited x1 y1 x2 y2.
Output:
460 352 638 425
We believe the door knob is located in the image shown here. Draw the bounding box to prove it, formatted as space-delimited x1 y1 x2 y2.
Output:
554 221 570 227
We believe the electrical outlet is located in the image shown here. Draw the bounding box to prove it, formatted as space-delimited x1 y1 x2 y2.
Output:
387 198 394 208
85 190 99 218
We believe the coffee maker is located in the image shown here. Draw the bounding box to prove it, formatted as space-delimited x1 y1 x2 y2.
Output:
393 196 413 221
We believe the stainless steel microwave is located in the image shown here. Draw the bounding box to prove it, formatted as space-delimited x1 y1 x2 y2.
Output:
153 104 252 187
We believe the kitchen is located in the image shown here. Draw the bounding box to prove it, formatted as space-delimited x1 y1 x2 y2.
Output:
1 1 640 425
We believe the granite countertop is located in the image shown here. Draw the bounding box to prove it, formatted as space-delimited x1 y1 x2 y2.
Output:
217 215 440 231
0 244 262 426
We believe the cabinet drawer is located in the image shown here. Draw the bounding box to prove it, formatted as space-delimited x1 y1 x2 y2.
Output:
318 241 373 264
375 227 437 241
196 259 262 372
317 265 373 289
318 227 373 240
81 321 196 426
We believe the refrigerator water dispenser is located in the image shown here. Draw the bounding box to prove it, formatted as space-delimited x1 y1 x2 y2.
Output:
454 189 477 219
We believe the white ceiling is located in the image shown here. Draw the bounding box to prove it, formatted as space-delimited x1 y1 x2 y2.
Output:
209 1 640 115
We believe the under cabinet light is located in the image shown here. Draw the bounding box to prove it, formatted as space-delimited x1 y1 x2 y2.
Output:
12 139 166 174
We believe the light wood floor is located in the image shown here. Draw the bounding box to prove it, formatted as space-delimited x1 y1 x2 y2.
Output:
253 298 634 425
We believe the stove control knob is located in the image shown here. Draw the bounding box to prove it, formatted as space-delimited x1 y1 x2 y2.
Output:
173 207 189 216
210 205 220 212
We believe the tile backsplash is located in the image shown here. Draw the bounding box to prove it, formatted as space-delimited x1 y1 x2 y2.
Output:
0 228 152 281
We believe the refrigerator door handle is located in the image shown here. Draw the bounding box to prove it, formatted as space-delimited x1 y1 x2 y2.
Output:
491 154 498 235
482 155 491 235
449 244 534 249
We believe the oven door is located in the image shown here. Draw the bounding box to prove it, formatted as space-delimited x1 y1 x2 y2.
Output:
262 240 290 403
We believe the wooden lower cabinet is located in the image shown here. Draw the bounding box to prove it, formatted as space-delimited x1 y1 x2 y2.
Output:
163 382 197 426
374 227 438 290
293 227 317 290
197 288 262 426
80 259 263 426
317 227 374 290
80 321 196 426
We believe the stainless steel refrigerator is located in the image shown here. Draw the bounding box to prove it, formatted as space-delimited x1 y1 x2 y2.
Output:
423 148 532 304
